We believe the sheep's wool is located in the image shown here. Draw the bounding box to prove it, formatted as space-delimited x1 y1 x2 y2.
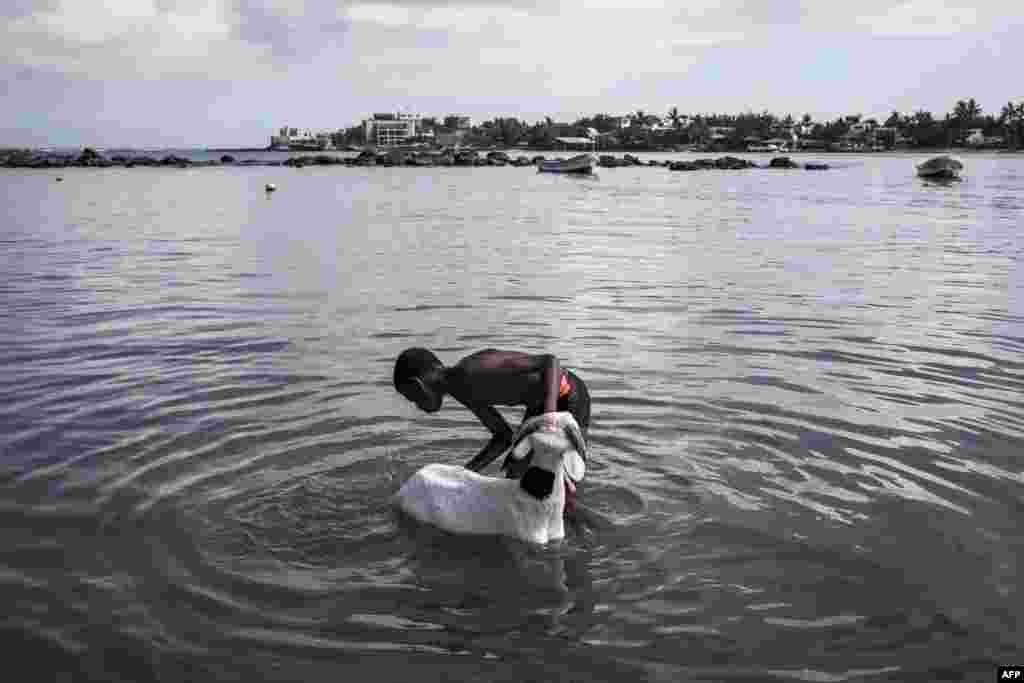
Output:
396 464 564 544
394 411 585 545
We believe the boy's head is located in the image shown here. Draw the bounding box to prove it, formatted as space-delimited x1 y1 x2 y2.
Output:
393 347 444 412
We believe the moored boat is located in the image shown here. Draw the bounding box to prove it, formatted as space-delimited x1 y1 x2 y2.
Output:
916 156 963 180
537 153 595 174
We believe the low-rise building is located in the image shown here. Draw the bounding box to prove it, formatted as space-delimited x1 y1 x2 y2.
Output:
269 127 334 150
966 128 1005 148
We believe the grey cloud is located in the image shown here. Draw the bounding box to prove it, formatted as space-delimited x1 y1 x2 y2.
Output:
232 0 349 60
1 0 58 19
732 0 807 25
350 0 547 6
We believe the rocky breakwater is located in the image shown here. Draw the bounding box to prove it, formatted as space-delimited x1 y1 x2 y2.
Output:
2 147 833 173
667 155 829 171
599 154 645 168
345 149 537 168
2 147 230 168
668 156 758 171
767 156 829 170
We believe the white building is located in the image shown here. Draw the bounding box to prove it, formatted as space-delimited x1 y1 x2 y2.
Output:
363 112 420 146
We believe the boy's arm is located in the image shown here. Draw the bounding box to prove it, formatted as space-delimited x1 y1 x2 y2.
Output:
462 403 515 472
537 354 561 415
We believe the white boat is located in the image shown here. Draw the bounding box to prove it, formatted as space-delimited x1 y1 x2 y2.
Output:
537 154 595 174
916 156 963 180
746 143 781 153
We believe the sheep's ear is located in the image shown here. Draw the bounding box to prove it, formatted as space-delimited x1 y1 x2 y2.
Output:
563 450 585 482
561 418 587 463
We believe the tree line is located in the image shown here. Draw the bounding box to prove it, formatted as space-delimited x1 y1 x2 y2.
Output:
328 99 1024 151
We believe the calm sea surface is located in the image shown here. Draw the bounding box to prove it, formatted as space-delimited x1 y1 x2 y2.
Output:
1 153 1022 682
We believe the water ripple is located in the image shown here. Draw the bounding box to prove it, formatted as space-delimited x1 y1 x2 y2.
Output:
2 155 1022 680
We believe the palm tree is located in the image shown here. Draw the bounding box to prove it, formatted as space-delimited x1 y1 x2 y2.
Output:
668 106 682 130
951 98 982 143
999 101 1015 125
1001 101 1023 148
967 98 982 120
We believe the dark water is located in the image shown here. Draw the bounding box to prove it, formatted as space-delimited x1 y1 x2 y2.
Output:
2 155 1022 682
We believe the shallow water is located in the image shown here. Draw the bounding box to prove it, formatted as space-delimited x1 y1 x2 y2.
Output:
1 154 1022 682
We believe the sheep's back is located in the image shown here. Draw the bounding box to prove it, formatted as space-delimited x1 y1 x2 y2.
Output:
395 464 515 536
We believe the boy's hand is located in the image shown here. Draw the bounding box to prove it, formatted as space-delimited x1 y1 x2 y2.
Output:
541 411 561 432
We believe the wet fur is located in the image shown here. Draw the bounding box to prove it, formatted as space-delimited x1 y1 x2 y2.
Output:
394 412 586 545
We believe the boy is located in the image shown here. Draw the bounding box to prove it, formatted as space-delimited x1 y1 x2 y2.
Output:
393 347 591 482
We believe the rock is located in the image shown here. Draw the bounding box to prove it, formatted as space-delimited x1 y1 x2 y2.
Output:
160 154 191 166
804 162 830 170
486 151 510 163
353 151 377 166
715 156 756 170
669 161 699 171
78 147 102 164
768 156 799 169
220 155 236 164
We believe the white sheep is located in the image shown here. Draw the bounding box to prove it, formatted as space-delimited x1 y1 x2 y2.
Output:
393 412 587 545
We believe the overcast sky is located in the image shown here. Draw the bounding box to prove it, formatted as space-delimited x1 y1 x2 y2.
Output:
2 0 1022 148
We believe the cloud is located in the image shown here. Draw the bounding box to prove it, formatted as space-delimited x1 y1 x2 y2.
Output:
2 0 276 79
853 1 983 37
1 0 1021 146
233 0 348 60
3 0 1009 83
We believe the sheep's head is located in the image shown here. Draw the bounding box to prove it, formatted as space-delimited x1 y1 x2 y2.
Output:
506 412 587 499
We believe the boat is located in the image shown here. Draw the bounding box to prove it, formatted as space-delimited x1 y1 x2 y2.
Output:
537 154 595 174
916 156 963 180
746 143 781 153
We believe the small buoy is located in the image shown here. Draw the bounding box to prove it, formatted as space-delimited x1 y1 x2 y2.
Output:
56 177 63 182
265 183 277 192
